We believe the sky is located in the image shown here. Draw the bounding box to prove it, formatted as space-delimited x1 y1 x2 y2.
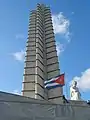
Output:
0 0 90 100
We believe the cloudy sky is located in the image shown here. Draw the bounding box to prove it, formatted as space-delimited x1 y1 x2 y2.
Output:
0 0 90 100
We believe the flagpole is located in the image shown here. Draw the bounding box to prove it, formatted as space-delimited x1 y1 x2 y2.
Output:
65 73 69 99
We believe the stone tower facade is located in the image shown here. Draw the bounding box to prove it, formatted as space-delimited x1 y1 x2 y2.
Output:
22 3 63 103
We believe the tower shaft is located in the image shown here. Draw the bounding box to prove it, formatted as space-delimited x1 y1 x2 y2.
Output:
22 4 63 103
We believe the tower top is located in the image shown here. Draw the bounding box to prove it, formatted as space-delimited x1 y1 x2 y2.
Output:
37 3 50 8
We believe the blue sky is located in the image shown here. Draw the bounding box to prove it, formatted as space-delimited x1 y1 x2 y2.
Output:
0 0 90 100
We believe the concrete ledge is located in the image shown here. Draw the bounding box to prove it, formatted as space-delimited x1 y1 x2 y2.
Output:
45 24 53 29
47 63 59 72
47 69 60 74
36 58 44 66
22 90 35 98
28 27 36 31
23 74 44 81
26 46 36 51
23 82 35 91
36 43 43 52
25 55 36 61
36 67 44 79
47 51 57 59
26 50 36 56
69 100 87 106
47 48 56 54
36 38 43 47
36 48 43 58
35 93 45 100
45 26 53 32
35 75 44 87
23 74 35 82
36 60 44 71
36 27 43 34
45 33 54 39
27 38 36 43
35 84 45 98
47 56 58 65
47 62 59 67
46 41 55 48
48 87 62 99
47 70 59 79
24 61 36 67
45 29 53 35
24 67 35 74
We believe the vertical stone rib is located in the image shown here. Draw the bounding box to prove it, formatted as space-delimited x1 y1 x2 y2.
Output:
35 4 45 100
22 11 36 98
44 7 63 103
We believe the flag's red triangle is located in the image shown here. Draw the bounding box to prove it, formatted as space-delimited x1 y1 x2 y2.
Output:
55 74 65 85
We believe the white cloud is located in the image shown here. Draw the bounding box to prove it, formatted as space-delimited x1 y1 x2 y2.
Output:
52 12 71 41
16 34 25 39
72 68 90 91
56 43 65 56
12 50 25 61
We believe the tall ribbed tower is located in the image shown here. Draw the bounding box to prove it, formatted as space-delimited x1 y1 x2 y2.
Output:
22 3 63 103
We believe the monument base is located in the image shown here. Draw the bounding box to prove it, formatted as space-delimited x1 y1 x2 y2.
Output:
0 91 90 120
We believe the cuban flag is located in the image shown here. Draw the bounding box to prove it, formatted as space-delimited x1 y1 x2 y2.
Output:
44 74 65 89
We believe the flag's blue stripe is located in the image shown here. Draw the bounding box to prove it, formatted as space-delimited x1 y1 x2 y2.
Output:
45 84 64 90
44 74 64 85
